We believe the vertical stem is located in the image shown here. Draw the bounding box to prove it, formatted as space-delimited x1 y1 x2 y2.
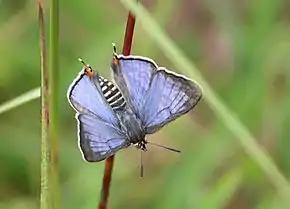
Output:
49 0 60 208
99 157 115 209
98 6 138 209
122 12 137 55
38 0 49 208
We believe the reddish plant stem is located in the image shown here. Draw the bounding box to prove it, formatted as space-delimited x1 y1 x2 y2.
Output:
122 12 136 55
98 11 137 209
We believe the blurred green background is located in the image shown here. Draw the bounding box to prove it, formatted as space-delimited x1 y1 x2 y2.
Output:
1 0 290 208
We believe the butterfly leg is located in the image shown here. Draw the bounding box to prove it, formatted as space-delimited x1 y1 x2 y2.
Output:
135 140 148 152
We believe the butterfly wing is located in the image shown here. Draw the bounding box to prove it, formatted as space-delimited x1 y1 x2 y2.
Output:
67 69 120 126
77 114 130 162
111 55 156 119
67 69 129 161
142 68 202 134
111 55 202 134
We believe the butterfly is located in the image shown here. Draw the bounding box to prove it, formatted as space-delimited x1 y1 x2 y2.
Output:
67 44 202 172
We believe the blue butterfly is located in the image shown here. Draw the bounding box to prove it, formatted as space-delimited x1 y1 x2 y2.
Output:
67 44 202 165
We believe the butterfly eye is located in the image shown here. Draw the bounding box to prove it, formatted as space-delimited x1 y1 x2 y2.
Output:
113 56 119 66
84 67 94 77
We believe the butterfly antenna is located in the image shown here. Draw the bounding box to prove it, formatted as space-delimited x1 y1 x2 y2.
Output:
78 58 89 67
146 141 181 153
140 149 144 177
112 43 117 54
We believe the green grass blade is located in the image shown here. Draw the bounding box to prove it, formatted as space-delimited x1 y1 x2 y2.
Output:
38 0 52 208
49 0 60 208
120 0 290 202
38 0 49 208
0 87 40 115
199 168 242 209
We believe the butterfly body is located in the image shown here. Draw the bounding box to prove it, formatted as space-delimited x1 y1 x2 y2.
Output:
98 75 147 146
67 49 202 162
116 108 145 145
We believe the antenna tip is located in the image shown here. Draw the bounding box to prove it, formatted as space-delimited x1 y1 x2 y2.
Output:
78 57 88 67
112 43 117 54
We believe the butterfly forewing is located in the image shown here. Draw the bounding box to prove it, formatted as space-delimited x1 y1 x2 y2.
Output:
111 56 155 117
142 68 202 133
68 71 119 126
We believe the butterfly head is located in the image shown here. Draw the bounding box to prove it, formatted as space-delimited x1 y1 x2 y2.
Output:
78 58 96 77
112 55 119 66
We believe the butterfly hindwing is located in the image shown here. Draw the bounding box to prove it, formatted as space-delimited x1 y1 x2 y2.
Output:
111 55 202 134
77 114 130 162
142 68 202 133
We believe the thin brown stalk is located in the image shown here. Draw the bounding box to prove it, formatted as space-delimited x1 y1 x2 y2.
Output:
98 8 138 209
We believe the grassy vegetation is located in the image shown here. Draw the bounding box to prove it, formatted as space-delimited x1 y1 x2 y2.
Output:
0 0 290 209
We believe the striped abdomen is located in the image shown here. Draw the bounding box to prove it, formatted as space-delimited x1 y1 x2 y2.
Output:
98 76 126 111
